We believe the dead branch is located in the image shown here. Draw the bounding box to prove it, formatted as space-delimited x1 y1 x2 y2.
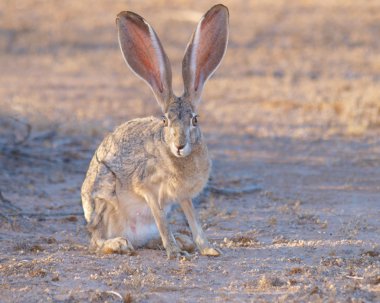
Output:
0 148 59 164
12 211 84 218
207 184 262 196
9 116 32 145
0 191 21 225
0 191 21 212
0 116 60 163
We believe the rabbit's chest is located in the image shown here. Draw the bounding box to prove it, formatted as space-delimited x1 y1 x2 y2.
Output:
160 156 210 201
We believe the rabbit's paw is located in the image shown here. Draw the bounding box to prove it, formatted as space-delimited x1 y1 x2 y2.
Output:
166 245 191 260
102 237 135 255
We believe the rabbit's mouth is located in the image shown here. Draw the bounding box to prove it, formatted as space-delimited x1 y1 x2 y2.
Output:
171 142 191 158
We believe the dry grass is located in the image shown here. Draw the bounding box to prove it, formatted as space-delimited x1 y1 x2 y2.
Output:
1 1 380 302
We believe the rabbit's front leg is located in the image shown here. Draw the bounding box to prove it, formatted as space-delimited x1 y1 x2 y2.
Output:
180 199 220 256
144 193 188 259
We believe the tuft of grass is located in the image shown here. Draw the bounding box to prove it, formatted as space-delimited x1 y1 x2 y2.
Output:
13 243 44 253
287 267 304 275
28 269 47 278
257 275 285 290
124 293 133 303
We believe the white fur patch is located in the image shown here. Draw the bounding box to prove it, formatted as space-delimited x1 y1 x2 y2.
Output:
179 143 191 157
170 142 191 158
117 190 176 248
82 202 92 223
190 16 203 89
146 21 165 83
126 219 158 248
117 192 157 247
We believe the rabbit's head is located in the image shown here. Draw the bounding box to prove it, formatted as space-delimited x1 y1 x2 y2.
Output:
116 4 229 158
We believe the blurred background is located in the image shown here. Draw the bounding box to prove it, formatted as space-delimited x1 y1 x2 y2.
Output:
1 0 380 144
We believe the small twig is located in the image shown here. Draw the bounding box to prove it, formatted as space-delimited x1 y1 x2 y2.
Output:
0 215 16 228
105 290 123 301
11 117 31 145
14 211 84 218
345 275 364 280
207 184 262 196
31 129 57 141
0 213 12 221
0 191 21 211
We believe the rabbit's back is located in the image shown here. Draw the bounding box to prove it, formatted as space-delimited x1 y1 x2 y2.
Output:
81 117 159 222
96 116 162 181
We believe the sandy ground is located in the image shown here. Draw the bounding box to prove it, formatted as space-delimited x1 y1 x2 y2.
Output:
0 0 379 302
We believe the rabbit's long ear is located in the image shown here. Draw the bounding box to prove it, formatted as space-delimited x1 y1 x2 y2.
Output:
182 4 229 108
117 11 172 111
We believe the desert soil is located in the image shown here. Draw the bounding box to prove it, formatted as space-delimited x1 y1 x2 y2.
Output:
0 1 379 302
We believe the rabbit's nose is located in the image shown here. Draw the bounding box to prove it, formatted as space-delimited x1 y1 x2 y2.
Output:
176 144 185 151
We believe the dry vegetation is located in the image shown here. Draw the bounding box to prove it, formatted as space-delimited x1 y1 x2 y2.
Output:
0 0 379 302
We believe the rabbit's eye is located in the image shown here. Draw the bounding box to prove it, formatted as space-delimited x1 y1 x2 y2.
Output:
192 115 198 126
162 116 168 127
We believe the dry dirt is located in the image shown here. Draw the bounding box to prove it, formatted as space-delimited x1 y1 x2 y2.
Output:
0 0 380 302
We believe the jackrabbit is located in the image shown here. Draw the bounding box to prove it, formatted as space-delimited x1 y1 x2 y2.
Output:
81 4 229 258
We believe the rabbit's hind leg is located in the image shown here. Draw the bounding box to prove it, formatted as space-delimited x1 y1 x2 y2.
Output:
88 197 134 254
86 163 135 255
98 237 134 255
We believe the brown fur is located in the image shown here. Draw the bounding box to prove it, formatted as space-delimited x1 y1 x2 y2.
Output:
81 4 229 258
